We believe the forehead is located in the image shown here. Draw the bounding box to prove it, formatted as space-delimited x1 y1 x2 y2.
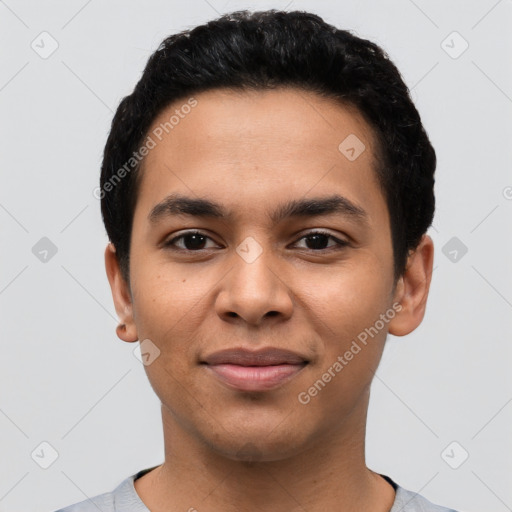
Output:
134 87 387 227
146 87 377 164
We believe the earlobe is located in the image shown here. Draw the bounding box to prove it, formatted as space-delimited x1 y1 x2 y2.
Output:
388 234 434 337
104 243 139 343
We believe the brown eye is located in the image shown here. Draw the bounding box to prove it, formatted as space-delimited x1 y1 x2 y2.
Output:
294 231 349 251
166 231 218 251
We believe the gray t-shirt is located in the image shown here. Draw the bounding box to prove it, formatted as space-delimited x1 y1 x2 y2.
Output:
55 467 459 512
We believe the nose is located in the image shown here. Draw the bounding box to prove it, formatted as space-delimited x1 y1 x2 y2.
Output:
214 246 294 327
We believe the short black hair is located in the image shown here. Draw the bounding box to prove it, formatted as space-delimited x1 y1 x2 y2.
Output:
100 9 436 283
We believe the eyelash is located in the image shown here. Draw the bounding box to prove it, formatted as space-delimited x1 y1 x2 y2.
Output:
164 230 349 253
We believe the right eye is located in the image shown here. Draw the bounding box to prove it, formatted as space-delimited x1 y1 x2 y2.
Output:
164 231 220 251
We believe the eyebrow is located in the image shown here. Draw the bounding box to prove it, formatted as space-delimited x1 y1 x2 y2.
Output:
148 193 369 226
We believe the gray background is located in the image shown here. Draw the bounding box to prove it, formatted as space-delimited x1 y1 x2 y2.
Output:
1 1 511 511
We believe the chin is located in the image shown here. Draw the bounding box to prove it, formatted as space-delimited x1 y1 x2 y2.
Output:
210 437 306 463
201 417 312 463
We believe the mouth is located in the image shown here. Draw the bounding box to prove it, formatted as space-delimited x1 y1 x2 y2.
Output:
201 347 309 392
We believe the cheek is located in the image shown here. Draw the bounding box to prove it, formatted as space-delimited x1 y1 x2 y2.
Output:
298 258 394 401
296 269 392 418
130 272 202 405
130 266 201 353
299 256 393 338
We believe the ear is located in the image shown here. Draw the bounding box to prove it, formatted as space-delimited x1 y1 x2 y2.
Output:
104 243 138 343
388 234 434 337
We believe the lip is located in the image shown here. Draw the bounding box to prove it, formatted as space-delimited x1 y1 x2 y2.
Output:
201 348 309 392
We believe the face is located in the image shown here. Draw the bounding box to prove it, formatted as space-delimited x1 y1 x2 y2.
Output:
106 87 433 462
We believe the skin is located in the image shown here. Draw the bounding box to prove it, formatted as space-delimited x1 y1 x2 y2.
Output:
105 87 434 512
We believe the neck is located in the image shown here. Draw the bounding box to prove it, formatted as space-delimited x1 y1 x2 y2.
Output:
135 394 395 511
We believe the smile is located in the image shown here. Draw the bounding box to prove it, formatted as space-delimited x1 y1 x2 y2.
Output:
201 347 309 392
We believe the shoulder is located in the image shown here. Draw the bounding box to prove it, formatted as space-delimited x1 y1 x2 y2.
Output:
391 483 459 512
54 488 115 512
53 468 153 512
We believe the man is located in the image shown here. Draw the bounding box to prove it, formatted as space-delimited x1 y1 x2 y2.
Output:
57 9 459 512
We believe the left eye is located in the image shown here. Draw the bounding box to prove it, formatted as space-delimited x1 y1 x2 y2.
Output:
165 230 348 251
293 231 348 251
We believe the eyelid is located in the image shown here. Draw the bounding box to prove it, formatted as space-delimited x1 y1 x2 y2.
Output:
165 230 221 250
291 229 349 249
164 229 349 251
